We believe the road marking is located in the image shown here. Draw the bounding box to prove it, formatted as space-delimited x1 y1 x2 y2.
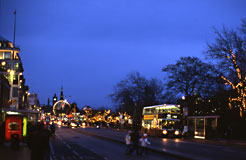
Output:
66 144 72 149
72 150 79 156
49 141 56 160
61 140 81 159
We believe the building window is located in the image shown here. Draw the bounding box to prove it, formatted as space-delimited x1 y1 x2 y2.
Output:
14 54 19 60
2 43 7 48
13 75 18 84
12 87 18 97
13 62 19 70
4 62 11 70
4 52 11 59
0 52 3 59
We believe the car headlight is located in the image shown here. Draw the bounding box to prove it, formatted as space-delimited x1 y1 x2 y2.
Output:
163 130 168 135
71 123 77 127
174 130 180 135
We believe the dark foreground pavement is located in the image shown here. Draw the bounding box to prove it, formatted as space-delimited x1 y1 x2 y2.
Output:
0 142 31 160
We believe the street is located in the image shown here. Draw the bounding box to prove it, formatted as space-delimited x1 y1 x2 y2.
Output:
52 126 246 160
51 127 178 160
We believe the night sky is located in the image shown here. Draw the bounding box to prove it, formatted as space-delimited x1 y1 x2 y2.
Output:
0 0 245 109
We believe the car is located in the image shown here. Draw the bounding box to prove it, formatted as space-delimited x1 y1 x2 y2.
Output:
70 121 80 128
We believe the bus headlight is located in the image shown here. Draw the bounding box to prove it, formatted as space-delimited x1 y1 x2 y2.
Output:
163 130 168 135
174 130 180 135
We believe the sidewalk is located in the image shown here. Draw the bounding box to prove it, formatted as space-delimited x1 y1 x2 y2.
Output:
185 137 246 148
76 127 246 160
0 142 31 160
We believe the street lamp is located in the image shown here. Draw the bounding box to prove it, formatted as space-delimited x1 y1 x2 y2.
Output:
182 95 188 137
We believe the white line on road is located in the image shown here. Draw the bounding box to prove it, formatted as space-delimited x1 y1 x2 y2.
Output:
72 150 79 156
66 144 72 149
49 141 56 160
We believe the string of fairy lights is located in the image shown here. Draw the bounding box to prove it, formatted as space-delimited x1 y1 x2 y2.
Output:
221 49 246 117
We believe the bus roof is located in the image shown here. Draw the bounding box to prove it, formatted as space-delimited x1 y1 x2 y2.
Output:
143 104 180 109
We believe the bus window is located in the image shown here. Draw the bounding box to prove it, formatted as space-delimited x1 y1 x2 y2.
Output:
162 120 180 130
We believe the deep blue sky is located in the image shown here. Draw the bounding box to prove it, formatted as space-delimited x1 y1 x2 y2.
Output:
0 0 246 109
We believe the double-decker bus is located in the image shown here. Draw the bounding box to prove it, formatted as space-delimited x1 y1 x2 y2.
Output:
142 104 182 137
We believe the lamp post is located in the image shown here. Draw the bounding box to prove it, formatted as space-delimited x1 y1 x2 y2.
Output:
182 96 189 137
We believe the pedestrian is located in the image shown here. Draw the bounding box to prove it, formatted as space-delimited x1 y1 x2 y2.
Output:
50 123 56 139
125 130 132 154
0 122 5 144
28 122 51 160
129 130 140 155
139 133 151 155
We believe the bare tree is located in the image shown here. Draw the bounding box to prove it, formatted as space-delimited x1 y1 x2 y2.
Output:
110 72 164 129
162 56 219 99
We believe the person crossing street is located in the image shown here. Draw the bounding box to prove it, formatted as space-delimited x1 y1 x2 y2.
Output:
139 133 151 155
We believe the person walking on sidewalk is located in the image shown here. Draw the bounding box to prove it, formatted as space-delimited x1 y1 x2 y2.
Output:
125 130 132 154
28 122 51 160
50 123 56 139
139 133 151 155
129 130 140 155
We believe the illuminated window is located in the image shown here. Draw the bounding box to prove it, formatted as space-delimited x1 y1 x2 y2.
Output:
14 54 19 60
0 52 3 59
4 52 11 59
13 62 19 70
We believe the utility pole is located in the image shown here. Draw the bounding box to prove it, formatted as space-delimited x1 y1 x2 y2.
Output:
13 10 16 46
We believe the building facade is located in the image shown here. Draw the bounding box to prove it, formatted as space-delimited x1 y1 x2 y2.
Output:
0 74 10 108
0 36 28 110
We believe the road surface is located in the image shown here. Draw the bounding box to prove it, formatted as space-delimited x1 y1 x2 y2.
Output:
51 127 179 160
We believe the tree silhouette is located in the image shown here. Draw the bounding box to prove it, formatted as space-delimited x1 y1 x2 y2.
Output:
110 72 164 130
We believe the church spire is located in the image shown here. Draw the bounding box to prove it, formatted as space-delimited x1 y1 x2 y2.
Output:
60 86 64 100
